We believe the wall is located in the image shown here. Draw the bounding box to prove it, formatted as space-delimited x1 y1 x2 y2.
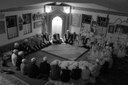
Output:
70 4 128 37
0 8 44 47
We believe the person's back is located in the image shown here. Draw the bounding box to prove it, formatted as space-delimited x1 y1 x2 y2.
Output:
20 59 28 75
11 49 18 67
50 64 61 80
81 66 90 81
71 66 82 80
40 61 51 77
61 67 71 82
27 58 39 78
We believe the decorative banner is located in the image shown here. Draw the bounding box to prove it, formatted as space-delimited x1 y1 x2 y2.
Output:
72 14 81 27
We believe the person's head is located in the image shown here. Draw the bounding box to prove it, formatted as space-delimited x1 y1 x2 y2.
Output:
24 39 28 43
13 49 18 54
43 56 47 62
14 42 19 48
22 59 27 64
31 58 36 64
18 51 24 56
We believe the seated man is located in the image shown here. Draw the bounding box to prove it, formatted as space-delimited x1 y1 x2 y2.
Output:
43 33 52 46
71 63 82 80
11 49 18 68
39 56 51 80
16 51 24 71
68 33 74 45
14 42 23 51
27 58 40 78
50 60 61 80
20 59 28 75
64 30 71 44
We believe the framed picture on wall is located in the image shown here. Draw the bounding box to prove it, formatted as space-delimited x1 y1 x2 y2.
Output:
81 14 92 24
23 13 31 24
108 25 115 33
115 24 128 34
6 15 17 28
71 14 81 27
6 15 18 39
97 16 109 27
33 21 42 29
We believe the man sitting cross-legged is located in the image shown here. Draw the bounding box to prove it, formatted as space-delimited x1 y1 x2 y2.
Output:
27 58 40 78
39 56 51 80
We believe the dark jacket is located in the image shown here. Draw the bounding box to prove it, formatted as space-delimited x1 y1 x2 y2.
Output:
71 67 82 80
27 63 40 78
40 61 51 76
50 65 61 80
61 68 71 82
16 55 23 70
20 62 28 75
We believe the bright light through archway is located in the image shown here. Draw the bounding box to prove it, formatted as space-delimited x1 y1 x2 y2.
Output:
52 16 63 37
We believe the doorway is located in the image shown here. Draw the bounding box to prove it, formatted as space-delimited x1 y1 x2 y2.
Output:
52 16 63 38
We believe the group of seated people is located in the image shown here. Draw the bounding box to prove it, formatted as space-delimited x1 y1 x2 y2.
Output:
13 33 51 55
11 51 111 85
52 33 63 44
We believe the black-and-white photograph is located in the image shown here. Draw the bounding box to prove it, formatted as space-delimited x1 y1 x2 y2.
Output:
0 1 128 85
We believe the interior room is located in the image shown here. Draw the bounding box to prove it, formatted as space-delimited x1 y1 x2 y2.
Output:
0 0 128 85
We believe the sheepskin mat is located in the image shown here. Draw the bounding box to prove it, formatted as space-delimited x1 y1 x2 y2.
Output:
41 44 87 61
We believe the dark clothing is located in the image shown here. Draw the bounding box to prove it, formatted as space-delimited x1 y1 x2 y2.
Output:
71 67 82 80
61 69 71 82
20 63 28 75
16 55 23 70
27 63 40 78
50 65 61 80
40 61 51 77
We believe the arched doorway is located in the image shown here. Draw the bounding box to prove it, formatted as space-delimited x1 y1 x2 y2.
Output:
52 16 63 38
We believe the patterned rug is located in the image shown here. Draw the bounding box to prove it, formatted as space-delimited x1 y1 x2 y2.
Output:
42 44 87 61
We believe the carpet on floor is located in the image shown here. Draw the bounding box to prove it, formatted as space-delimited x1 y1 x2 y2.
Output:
41 44 87 61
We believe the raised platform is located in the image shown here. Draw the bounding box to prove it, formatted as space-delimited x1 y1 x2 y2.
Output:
41 44 87 61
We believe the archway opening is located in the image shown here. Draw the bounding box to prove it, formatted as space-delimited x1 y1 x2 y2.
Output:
52 16 63 38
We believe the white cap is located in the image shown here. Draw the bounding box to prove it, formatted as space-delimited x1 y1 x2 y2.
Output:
13 49 18 53
22 59 27 63
18 51 24 56
43 56 47 61
31 58 36 63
